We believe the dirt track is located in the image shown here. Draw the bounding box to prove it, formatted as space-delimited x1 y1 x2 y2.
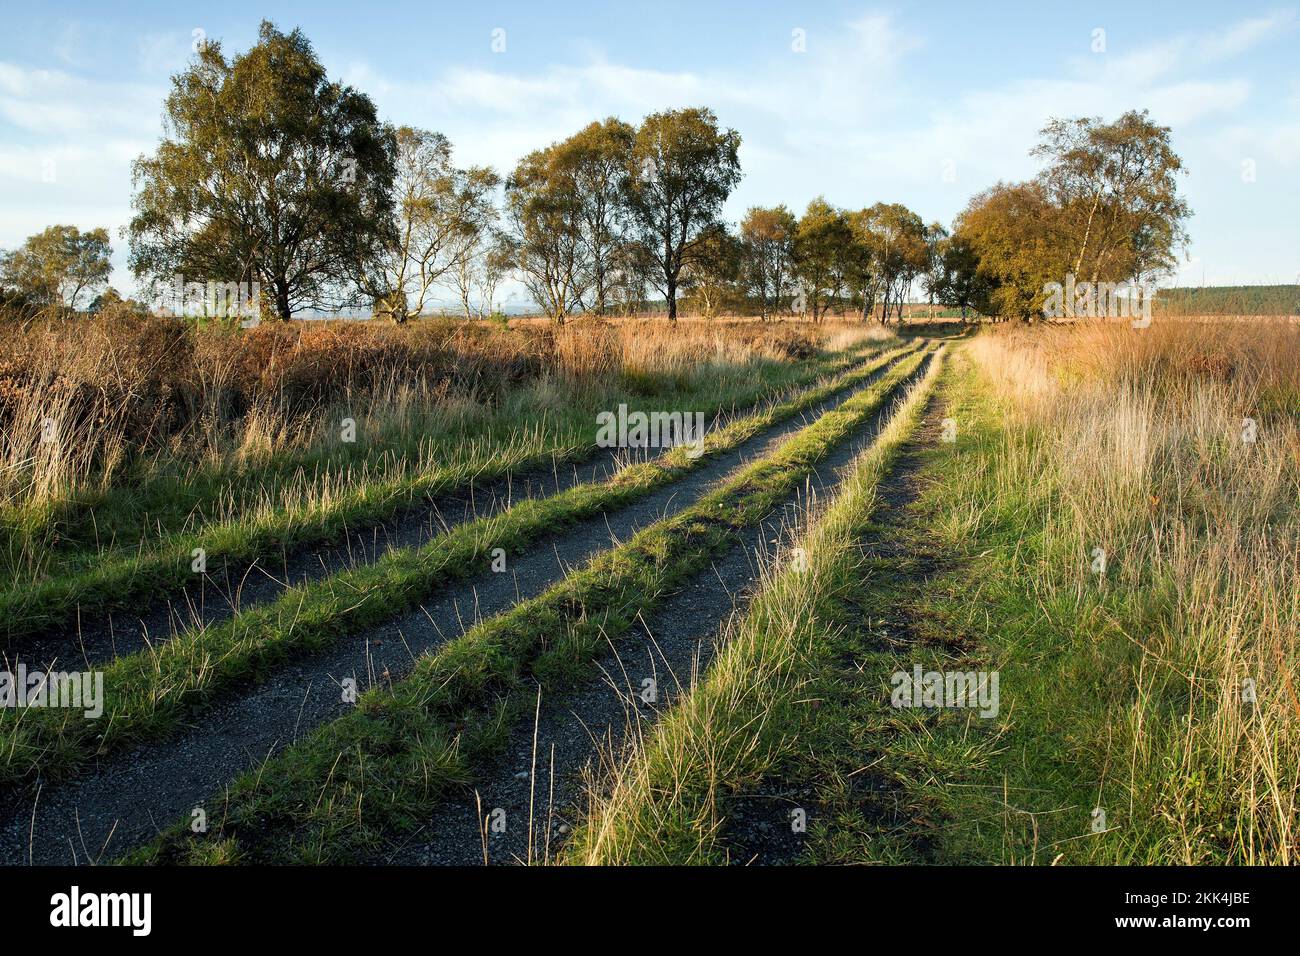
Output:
0 349 921 865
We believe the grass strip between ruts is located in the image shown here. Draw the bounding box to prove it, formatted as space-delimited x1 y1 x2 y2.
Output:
1 341 884 643
561 346 947 865
125 345 935 864
0 343 922 788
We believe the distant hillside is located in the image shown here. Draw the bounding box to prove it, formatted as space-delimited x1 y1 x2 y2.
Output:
1156 285 1300 316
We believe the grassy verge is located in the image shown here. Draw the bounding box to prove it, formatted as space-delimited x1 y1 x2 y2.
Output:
562 346 948 864
835 329 1298 866
124 345 935 864
574 319 1298 867
0 344 923 788
0 339 887 643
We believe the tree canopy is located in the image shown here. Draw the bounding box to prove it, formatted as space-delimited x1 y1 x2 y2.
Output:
361 126 499 323
128 21 396 320
6 18 1192 329
506 138 591 323
0 225 112 313
624 108 742 322
739 205 796 320
953 109 1190 321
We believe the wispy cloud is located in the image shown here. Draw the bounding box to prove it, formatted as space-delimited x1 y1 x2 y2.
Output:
1 6 1296 289
1077 7 1296 86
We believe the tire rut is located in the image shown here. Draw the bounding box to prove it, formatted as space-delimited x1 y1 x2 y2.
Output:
716 383 953 866
382 353 938 866
0 348 920 866
7 349 888 670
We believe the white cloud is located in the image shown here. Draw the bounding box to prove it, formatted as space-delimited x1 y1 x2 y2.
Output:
1144 79 1251 125
1198 9 1296 60
0 60 162 289
1 7 1296 289
0 62 163 138
1080 7 1296 86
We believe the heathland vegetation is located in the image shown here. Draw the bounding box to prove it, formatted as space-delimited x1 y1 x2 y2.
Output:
0 19 1293 869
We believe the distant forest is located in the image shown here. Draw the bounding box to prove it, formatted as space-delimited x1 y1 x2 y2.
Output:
1156 284 1300 316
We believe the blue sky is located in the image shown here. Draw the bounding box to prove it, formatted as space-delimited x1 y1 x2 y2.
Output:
2 0 1298 297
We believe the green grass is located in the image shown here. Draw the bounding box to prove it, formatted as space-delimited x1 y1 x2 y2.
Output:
835 346 1297 866
788 355 1004 866
562 345 949 865
597 334 1295 868
0 344 922 789
0 340 883 642
123 345 935 864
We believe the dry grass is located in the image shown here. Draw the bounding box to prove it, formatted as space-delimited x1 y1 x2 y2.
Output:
0 312 883 512
0 311 544 506
577 317 1297 865
963 319 1299 863
0 310 895 603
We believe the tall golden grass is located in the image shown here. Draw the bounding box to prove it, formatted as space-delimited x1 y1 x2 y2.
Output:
965 319 1299 863
0 310 887 516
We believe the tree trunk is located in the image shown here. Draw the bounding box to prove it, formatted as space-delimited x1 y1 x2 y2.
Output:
1073 189 1102 278
275 282 291 321
666 276 678 322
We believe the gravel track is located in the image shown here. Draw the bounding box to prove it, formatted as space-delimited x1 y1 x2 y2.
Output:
383 352 938 866
6 351 882 670
0 347 918 866
716 384 952 865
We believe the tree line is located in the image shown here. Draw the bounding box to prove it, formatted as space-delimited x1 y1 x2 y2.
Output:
0 22 1190 326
